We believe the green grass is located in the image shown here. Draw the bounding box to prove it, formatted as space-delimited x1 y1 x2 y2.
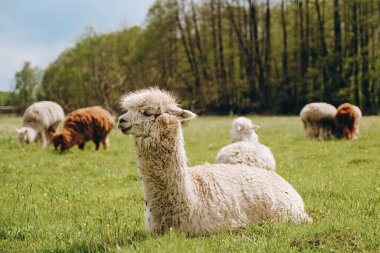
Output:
0 116 379 252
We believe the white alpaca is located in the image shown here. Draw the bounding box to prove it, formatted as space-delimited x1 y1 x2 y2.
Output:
118 88 311 236
16 101 65 148
216 117 276 170
300 102 337 140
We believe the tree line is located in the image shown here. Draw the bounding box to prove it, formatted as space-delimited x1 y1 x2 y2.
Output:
7 0 380 115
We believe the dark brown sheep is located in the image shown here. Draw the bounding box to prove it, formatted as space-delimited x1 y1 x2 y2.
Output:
51 106 115 151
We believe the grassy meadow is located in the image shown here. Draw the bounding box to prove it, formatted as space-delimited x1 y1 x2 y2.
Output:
0 116 379 252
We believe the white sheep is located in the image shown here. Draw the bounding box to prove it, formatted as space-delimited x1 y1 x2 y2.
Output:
215 117 276 170
117 88 311 236
300 102 337 140
16 101 65 148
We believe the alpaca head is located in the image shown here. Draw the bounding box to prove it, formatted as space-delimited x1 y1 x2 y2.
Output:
51 132 73 151
118 88 196 138
230 117 259 143
16 127 35 144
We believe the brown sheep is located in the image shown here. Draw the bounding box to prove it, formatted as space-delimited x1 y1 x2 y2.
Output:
51 106 115 151
335 103 361 140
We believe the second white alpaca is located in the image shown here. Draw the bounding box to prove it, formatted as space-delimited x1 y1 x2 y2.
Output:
16 101 65 148
216 117 276 170
118 88 311 236
300 102 337 140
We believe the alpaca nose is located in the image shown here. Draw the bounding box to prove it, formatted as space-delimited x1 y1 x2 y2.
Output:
117 117 127 129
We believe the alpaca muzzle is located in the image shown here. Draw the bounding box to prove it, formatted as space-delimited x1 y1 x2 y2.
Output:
117 118 132 134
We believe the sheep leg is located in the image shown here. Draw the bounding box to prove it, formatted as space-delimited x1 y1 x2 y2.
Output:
78 143 85 150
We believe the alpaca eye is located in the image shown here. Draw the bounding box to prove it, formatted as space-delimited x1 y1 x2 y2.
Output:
143 111 153 116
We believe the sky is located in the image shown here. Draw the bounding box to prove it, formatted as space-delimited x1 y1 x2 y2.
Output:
0 0 156 91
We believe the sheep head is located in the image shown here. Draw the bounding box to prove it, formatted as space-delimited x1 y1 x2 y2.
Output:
118 87 196 138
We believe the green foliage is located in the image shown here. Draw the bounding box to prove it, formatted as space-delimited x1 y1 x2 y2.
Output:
9 62 42 111
41 26 141 113
0 91 14 106
0 116 379 252
35 0 379 114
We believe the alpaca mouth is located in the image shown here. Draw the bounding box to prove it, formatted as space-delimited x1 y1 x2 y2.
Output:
119 125 132 134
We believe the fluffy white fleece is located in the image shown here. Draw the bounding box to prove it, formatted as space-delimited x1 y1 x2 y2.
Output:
216 117 276 170
300 102 337 140
118 88 311 236
16 101 65 147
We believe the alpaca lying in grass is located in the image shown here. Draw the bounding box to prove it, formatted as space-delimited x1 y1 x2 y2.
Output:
118 87 311 236
51 106 115 151
300 102 362 140
216 117 276 170
16 101 64 148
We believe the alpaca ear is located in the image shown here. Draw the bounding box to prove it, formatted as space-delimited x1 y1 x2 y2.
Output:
16 128 27 134
168 108 197 122
252 124 260 130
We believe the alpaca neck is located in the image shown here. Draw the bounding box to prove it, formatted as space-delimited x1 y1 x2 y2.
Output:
134 124 194 212
242 134 257 143
231 132 258 143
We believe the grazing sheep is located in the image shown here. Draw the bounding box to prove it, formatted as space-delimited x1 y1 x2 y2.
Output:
16 101 64 148
335 103 362 140
216 117 276 170
300 102 338 140
118 88 311 236
300 102 362 140
51 106 115 151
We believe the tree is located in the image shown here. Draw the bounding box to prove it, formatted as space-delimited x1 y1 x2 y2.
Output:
12 62 42 111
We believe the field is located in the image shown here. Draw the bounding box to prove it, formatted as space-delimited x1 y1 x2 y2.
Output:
0 116 379 252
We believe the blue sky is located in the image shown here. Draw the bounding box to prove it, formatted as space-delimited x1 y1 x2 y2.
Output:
0 0 155 91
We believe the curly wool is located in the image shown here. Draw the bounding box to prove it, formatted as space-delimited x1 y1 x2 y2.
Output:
118 88 311 236
16 101 65 148
216 117 276 171
51 106 115 151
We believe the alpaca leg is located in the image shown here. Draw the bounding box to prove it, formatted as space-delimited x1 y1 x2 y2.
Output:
94 139 100 150
78 143 85 150
51 121 62 133
101 136 110 149
41 130 49 148
353 125 359 140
